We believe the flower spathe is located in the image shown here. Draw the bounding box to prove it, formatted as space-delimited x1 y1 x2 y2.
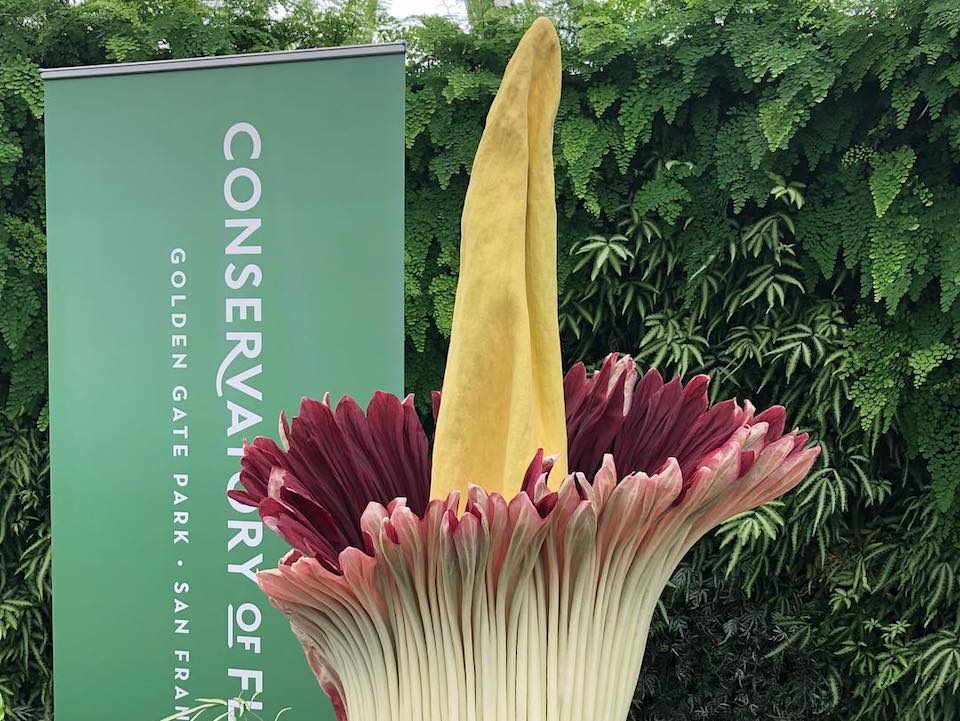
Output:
233 354 819 721
232 14 819 721
232 391 430 573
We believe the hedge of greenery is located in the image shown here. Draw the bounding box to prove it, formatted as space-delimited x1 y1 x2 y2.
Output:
410 3 960 717
2 0 960 719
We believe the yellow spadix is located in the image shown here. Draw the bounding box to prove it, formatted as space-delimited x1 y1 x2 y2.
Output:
430 17 568 500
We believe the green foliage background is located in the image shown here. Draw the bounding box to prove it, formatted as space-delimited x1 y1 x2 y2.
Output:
2 0 960 719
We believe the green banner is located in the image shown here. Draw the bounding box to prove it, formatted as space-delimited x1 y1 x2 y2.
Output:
43 45 404 721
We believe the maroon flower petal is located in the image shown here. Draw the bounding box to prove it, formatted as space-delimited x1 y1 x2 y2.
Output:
232 392 431 570
237 352 818 581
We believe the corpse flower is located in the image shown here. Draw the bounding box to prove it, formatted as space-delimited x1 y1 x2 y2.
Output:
230 17 819 721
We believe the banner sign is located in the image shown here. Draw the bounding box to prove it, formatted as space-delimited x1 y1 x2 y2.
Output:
43 44 404 721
